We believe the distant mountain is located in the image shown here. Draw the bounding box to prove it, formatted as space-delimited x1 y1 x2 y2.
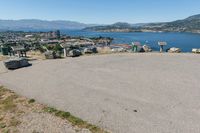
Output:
84 22 134 32
0 19 96 31
141 14 200 33
84 14 200 33
1 14 200 33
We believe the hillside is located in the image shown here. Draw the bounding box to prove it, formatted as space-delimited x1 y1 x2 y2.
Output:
0 19 95 31
84 22 134 32
1 14 200 33
84 14 200 33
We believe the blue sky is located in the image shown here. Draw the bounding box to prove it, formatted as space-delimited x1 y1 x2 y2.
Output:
0 0 200 24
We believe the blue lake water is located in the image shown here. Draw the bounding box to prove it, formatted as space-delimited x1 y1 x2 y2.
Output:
61 30 200 52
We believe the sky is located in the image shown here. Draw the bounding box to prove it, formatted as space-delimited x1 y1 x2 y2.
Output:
0 0 200 24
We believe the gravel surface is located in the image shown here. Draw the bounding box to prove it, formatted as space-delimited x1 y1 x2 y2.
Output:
18 112 90 133
1 53 200 133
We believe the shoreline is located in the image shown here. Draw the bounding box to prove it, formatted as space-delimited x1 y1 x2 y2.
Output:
84 30 200 35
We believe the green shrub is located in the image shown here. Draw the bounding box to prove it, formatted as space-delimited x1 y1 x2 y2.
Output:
28 99 35 104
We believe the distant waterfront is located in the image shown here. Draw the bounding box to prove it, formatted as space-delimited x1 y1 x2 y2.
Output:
62 30 200 52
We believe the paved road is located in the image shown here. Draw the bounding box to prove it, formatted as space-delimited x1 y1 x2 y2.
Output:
1 53 200 133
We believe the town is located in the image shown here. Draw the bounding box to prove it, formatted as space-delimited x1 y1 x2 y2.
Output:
0 30 113 58
1 30 200 69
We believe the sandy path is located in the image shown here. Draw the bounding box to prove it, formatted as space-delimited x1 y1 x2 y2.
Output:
0 53 200 133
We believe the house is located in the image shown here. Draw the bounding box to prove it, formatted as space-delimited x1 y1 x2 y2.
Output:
10 46 27 57
158 42 167 52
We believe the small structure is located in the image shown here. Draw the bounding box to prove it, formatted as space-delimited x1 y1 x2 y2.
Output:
158 42 167 52
0 46 9 55
60 43 81 57
132 42 141 52
60 43 73 57
10 46 27 57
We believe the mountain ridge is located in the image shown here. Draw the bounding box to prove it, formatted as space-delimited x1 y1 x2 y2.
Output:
1 14 200 33
0 19 97 31
84 14 200 33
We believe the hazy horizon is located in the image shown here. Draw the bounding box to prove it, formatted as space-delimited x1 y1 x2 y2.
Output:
0 18 178 25
0 0 200 24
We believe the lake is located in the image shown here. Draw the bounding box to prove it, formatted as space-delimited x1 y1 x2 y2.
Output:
61 30 200 52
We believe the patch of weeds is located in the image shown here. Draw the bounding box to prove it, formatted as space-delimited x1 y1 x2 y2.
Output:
0 116 4 121
68 115 85 126
9 118 21 127
55 111 70 119
43 106 107 133
86 124 106 133
2 128 10 133
44 107 71 119
32 130 40 133
12 129 19 133
16 98 26 103
28 99 36 104
0 123 6 128
16 110 25 116
0 95 17 111
43 107 57 113
0 86 7 97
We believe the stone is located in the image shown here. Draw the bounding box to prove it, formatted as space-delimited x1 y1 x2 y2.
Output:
168 47 181 53
4 58 31 70
143 45 152 52
44 51 56 59
192 48 200 53
91 47 98 53
111 47 126 52
68 49 81 57
84 48 93 54
84 47 98 54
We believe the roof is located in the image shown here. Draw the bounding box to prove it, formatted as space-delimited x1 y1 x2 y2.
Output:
132 42 141 46
11 46 25 51
158 42 167 46
60 43 72 48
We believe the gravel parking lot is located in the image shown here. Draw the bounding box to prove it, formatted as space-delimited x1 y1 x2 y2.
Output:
1 53 200 133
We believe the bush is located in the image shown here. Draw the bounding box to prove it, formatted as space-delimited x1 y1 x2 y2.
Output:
28 99 35 104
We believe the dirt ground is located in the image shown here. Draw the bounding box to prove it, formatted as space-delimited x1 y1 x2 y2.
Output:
0 86 106 133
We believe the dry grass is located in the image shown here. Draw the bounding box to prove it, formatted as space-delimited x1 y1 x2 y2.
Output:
0 86 108 133
44 107 107 133
26 51 45 60
0 55 8 61
0 86 21 133
97 47 113 54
